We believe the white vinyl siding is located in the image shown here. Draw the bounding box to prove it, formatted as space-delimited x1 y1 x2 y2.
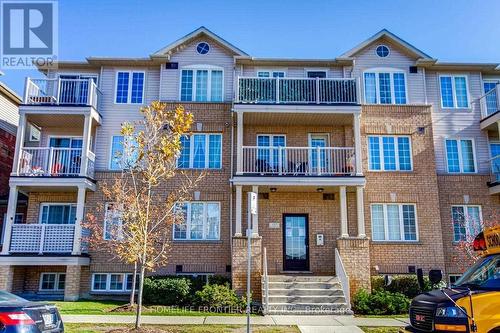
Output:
371 204 418 242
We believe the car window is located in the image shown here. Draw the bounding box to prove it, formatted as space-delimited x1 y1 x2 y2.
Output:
0 290 27 303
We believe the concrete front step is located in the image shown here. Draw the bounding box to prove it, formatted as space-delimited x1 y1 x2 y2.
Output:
268 295 346 304
266 303 351 315
267 288 344 296
267 281 342 289
267 275 338 283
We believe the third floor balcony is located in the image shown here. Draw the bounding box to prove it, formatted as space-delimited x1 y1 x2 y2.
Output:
236 77 359 105
479 83 500 131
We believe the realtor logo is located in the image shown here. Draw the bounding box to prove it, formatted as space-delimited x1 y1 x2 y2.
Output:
1 0 58 69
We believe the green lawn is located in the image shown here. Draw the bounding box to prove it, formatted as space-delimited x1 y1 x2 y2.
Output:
54 300 252 316
64 323 299 333
360 328 401 333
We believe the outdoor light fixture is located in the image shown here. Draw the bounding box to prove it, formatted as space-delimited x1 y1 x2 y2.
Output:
316 188 324 193
270 188 277 193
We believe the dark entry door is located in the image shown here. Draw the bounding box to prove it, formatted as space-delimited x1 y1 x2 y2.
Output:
283 214 309 271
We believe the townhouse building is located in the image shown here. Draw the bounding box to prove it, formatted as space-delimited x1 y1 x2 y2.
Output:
0 27 498 312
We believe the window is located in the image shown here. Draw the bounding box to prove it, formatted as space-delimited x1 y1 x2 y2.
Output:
368 136 412 171
445 139 476 173
306 71 327 78
14 213 23 224
180 67 223 102
109 135 139 170
91 273 136 292
196 42 210 55
376 45 390 58
257 134 286 169
39 273 66 291
173 202 220 241
439 75 469 108
451 205 482 242
115 71 145 104
40 204 77 224
177 134 222 169
371 204 418 241
257 70 285 78
364 71 407 104
103 203 123 241
29 125 41 142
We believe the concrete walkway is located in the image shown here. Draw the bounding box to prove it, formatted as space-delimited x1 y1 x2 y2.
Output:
62 314 409 329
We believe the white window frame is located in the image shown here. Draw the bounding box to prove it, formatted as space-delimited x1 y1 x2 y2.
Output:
114 70 146 105
103 203 123 241
173 201 221 241
444 138 477 174
370 203 419 242
108 135 139 171
177 133 223 169
256 69 286 78
39 203 77 225
29 124 41 142
375 44 391 58
367 135 413 171
451 205 483 242
91 273 136 292
363 68 409 105
178 65 224 102
438 74 471 109
39 272 66 291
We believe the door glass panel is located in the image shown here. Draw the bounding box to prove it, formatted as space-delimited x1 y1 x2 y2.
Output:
310 135 327 172
285 216 307 262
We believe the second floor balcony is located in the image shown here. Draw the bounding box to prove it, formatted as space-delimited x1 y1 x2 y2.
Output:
236 77 359 105
15 147 95 179
24 77 101 110
479 83 500 130
8 224 78 254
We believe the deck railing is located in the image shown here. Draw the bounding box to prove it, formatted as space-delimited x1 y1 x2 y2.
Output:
237 77 359 104
479 84 500 119
240 146 356 176
24 77 101 109
9 224 75 254
18 147 94 178
335 248 351 308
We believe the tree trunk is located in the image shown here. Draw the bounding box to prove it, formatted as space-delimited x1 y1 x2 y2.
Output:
129 261 137 305
135 265 146 329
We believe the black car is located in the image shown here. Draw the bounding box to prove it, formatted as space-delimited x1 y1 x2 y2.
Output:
0 291 63 332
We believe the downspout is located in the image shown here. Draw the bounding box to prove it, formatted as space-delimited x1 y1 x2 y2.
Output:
422 67 428 104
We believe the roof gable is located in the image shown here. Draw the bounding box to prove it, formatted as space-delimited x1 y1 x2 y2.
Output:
152 26 248 57
339 29 434 60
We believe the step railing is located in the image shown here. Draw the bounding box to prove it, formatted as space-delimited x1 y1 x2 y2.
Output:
237 77 359 104
9 224 75 254
335 248 350 308
241 146 356 176
18 147 94 178
479 83 500 119
24 77 101 109
262 247 269 314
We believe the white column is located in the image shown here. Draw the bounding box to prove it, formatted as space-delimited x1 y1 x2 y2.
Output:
11 114 26 175
79 115 92 177
1 186 18 254
236 111 243 175
356 186 366 238
235 185 242 236
72 185 86 255
251 185 259 236
340 186 349 238
353 113 363 176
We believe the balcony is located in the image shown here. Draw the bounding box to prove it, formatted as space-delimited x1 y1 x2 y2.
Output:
238 146 356 176
24 77 101 109
236 77 359 105
479 84 500 130
9 224 77 254
15 147 95 179
488 155 500 194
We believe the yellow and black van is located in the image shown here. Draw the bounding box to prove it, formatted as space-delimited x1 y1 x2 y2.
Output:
402 226 500 333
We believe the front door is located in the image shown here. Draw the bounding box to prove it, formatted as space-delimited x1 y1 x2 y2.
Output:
309 134 329 174
283 214 309 271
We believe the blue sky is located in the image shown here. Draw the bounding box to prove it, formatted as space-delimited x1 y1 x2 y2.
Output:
2 0 500 95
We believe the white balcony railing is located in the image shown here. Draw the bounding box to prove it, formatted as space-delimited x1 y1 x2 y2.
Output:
9 224 75 254
479 84 500 119
490 155 500 184
24 77 101 109
240 146 356 176
236 77 359 104
17 147 95 178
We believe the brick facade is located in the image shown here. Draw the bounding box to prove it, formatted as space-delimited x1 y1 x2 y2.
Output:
231 236 262 300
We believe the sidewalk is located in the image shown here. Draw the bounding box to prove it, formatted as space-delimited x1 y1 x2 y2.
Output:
62 314 410 327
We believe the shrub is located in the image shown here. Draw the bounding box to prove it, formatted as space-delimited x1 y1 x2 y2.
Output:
143 277 191 305
208 275 231 286
194 283 246 312
352 289 410 315
371 275 432 298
